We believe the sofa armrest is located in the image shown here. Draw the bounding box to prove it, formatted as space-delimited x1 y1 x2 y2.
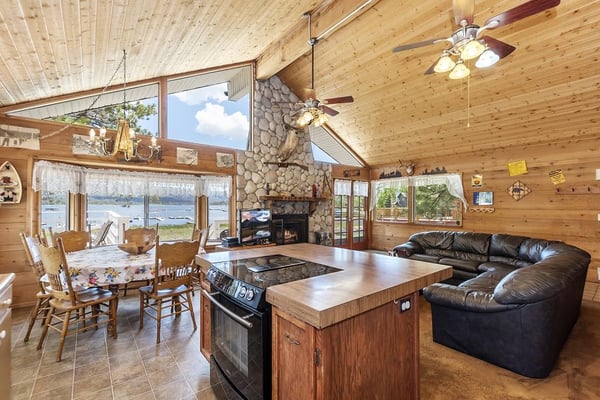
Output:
423 283 521 312
391 241 423 258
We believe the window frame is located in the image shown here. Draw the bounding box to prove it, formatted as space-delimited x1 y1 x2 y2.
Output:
372 174 466 227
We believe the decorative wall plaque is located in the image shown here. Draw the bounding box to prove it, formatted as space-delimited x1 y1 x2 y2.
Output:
506 180 531 201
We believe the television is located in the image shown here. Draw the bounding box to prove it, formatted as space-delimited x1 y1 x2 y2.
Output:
238 208 272 245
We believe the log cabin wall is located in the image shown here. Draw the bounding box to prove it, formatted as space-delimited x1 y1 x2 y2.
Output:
0 115 236 307
369 133 600 284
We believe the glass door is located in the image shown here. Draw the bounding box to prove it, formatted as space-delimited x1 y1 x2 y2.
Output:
333 180 369 250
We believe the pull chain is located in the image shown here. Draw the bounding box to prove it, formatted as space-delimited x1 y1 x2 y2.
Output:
467 72 471 128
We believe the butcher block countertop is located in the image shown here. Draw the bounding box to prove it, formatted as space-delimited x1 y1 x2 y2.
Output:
196 243 452 329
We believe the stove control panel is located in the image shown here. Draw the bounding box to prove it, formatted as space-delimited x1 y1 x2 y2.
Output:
206 267 266 310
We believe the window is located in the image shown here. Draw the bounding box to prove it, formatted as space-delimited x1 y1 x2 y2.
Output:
86 193 196 243
372 174 466 226
208 195 230 241
167 66 251 150
309 125 363 167
40 191 69 234
9 84 159 137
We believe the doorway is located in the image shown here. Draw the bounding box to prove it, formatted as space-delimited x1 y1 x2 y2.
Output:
333 180 369 250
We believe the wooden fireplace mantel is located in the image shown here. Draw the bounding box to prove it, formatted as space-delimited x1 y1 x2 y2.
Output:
259 195 328 215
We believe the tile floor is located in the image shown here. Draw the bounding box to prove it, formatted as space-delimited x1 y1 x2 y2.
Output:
11 281 600 400
10 290 219 400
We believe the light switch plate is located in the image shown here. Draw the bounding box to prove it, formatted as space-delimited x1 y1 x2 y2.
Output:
597 267 600 281
596 169 600 180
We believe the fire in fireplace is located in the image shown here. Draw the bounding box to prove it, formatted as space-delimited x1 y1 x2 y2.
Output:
272 214 308 245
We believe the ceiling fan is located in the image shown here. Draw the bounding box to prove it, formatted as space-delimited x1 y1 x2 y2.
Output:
392 0 561 79
292 13 354 128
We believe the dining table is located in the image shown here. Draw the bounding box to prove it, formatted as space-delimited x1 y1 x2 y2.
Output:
64 244 157 290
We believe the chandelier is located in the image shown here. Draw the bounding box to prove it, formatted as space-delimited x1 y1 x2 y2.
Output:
432 24 499 79
87 50 161 162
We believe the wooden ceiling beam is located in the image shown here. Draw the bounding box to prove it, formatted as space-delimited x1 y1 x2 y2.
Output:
255 0 381 80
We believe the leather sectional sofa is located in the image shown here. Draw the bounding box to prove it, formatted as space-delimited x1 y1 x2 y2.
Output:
392 230 591 378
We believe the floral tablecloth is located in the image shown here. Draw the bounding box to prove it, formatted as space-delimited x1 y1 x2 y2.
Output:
65 245 156 288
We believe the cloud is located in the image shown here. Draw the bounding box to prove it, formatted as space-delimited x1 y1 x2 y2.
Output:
194 103 249 140
173 83 228 105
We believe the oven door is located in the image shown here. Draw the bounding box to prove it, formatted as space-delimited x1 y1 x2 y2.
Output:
203 287 270 400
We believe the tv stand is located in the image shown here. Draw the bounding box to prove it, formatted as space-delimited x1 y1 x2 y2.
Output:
215 243 277 252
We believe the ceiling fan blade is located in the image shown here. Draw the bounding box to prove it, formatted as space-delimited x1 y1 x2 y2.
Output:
321 105 339 116
424 58 439 75
323 96 354 105
393 38 448 53
482 0 560 30
453 0 475 25
481 36 516 59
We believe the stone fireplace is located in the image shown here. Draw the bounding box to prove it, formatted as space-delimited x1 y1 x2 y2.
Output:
235 76 333 243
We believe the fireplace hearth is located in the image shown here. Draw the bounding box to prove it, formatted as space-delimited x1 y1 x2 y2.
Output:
272 214 308 245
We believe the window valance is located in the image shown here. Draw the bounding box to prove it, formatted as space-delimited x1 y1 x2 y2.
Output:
371 173 468 210
32 160 231 198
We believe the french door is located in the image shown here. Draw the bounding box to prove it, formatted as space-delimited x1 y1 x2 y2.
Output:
333 180 369 250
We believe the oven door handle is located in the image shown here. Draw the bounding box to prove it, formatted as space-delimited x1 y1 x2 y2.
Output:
201 289 254 329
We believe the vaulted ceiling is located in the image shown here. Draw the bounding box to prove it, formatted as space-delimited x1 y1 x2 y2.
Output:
0 0 597 166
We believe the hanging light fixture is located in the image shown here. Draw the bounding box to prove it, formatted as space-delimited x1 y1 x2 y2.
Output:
433 50 456 73
87 50 161 162
475 47 500 68
460 39 485 60
449 60 470 80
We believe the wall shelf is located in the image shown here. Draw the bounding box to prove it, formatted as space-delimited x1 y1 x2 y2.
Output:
259 195 327 215
0 161 22 205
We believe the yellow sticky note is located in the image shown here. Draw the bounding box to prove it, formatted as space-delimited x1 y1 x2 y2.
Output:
508 160 528 176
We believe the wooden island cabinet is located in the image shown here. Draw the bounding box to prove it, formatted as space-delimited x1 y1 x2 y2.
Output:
199 269 211 359
272 293 420 400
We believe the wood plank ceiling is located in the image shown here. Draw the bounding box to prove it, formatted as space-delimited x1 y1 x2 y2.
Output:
0 0 597 167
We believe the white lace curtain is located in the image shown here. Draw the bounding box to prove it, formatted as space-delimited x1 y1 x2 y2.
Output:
334 180 369 197
32 160 231 198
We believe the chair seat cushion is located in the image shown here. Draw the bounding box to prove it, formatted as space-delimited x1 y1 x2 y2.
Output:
139 284 190 298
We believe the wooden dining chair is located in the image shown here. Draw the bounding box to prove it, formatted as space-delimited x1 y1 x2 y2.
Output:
121 226 157 296
138 236 199 344
190 227 209 293
19 232 52 342
36 237 118 361
52 230 90 252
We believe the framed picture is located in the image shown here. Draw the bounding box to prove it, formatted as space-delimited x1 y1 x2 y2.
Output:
177 147 198 165
473 191 494 206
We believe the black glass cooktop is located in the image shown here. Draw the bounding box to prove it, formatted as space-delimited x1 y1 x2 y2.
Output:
209 254 340 288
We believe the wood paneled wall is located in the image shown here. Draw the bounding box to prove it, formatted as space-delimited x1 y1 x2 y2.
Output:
370 134 600 283
0 116 236 307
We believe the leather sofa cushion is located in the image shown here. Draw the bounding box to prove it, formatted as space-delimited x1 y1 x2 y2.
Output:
518 239 556 263
489 234 528 258
410 254 442 263
488 255 532 268
410 231 453 250
478 262 519 275
459 270 510 292
453 232 491 255
439 258 480 273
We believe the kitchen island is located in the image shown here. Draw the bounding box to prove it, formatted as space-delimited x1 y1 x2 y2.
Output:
196 243 451 400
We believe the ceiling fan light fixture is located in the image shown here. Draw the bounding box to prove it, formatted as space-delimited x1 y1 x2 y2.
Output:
433 53 456 73
449 60 470 80
460 39 485 60
475 48 500 68
314 112 328 127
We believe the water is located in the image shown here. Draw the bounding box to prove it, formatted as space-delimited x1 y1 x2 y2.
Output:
42 204 229 230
